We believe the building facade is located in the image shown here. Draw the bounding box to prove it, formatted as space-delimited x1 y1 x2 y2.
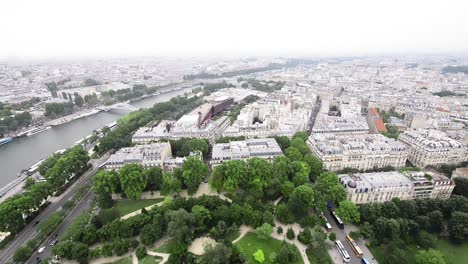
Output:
398 129 467 167
307 134 408 171
339 171 455 204
210 138 283 167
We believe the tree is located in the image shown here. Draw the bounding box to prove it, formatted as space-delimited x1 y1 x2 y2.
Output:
454 177 468 198
428 210 443 233
192 205 211 232
182 157 209 194
298 228 312 244
288 185 314 218
253 249 265 263
93 170 119 208
136 245 147 260
246 158 272 195
165 209 196 243
328 232 336 241
291 137 309 156
146 167 163 191
275 242 299 263
416 231 436 249
274 136 290 151
255 223 273 239
241 82 248 88
448 211 468 243
280 181 295 198
277 226 283 234
161 173 181 196
290 161 310 186
276 203 294 224
285 147 302 162
335 200 360 224
200 244 232 264
13 247 31 262
222 160 247 193
302 154 323 179
314 172 347 210
415 249 446 264
74 94 84 107
286 227 295 239
119 164 148 199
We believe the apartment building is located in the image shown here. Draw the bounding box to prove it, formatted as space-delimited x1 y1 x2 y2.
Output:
307 134 408 171
398 129 467 167
311 114 369 135
104 142 172 170
210 138 283 167
339 171 455 204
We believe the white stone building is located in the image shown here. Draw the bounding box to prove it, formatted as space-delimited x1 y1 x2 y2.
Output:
210 138 283 167
307 134 408 171
339 170 455 204
398 129 467 167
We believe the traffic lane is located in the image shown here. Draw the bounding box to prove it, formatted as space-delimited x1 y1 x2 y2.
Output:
0 154 108 262
324 211 361 264
343 225 378 264
30 188 94 262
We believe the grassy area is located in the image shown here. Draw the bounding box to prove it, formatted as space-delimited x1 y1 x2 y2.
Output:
106 257 133 264
139 255 162 264
151 240 177 253
369 239 468 264
235 232 302 264
113 199 164 216
435 240 468 264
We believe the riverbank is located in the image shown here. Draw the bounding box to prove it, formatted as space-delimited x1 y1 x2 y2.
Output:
0 85 194 195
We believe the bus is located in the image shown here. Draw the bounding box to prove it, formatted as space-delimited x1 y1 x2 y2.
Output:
331 210 344 229
335 240 351 263
346 235 364 258
361 258 371 264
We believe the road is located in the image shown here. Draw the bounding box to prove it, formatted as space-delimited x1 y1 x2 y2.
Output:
307 96 321 134
0 154 109 263
30 188 95 263
324 210 378 264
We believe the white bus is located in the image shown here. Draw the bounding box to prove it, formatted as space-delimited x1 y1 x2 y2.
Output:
335 240 351 263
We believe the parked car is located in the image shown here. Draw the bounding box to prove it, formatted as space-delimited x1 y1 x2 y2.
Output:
34 257 41 264
34 220 40 226
50 239 59 246
38 246 46 254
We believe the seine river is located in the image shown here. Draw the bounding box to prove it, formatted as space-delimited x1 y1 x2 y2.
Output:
0 87 192 187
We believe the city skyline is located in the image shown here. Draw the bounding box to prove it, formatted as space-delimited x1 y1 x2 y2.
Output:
1 0 468 59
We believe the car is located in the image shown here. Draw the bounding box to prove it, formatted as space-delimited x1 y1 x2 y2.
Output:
34 220 40 226
50 239 58 246
53 233 59 239
37 246 46 254
34 257 41 264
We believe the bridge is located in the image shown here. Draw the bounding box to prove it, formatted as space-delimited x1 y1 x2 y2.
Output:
98 102 137 112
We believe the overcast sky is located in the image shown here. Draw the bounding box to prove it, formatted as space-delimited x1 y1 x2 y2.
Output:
1 0 467 59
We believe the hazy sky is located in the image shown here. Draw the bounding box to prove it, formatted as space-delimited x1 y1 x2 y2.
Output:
1 0 467 59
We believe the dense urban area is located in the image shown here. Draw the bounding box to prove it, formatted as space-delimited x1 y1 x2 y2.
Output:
0 56 467 264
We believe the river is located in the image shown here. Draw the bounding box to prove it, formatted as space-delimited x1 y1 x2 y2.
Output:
0 87 193 187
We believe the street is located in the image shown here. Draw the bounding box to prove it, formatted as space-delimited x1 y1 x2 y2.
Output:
30 188 95 263
324 210 378 264
0 154 109 263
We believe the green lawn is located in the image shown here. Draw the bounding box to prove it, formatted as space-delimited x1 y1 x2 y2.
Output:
151 240 177 253
139 255 162 264
369 239 468 264
113 199 164 216
106 257 133 264
435 240 468 264
235 232 303 264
